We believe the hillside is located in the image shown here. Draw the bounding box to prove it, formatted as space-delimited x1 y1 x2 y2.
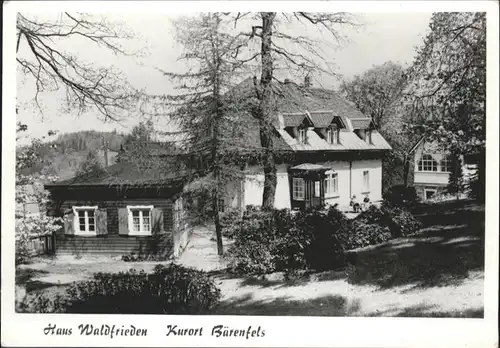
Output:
18 130 126 181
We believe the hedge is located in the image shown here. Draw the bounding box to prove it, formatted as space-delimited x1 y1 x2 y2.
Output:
20 264 221 314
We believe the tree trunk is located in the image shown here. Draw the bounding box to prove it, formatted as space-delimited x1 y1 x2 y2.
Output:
403 153 410 187
258 12 277 210
212 187 224 255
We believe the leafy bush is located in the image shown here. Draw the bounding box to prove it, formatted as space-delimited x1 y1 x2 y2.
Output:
219 210 242 239
22 264 221 314
226 204 422 274
356 205 392 226
227 207 345 274
387 207 423 237
383 185 418 208
339 205 422 248
226 209 291 274
339 220 392 250
296 209 346 270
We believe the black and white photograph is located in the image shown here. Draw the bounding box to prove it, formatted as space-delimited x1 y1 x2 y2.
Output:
2 1 498 347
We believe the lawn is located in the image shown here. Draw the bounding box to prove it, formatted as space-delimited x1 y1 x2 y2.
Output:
16 200 485 317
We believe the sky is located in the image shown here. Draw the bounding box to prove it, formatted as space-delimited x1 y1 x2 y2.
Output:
15 11 433 144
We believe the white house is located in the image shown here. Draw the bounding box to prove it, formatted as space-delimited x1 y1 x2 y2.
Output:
409 137 477 200
220 79 392 211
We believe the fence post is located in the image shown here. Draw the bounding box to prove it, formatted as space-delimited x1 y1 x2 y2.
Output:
51 231 56 255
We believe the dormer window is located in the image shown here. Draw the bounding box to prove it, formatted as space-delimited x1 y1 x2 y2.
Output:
326 125 339 144
298 128 307 144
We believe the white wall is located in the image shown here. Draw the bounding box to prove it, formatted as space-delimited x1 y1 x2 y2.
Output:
239 159 383 209
351 159 383 203
415 172 450 185
243 164 291 209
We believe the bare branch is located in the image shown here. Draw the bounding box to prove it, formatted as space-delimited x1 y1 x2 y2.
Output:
17 13 141 121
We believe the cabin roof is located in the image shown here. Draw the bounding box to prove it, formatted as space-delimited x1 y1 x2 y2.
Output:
45 161 185 189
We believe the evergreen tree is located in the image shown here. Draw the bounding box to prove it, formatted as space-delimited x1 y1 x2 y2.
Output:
76 149 106 178
447 153 465 200
164 13 250 255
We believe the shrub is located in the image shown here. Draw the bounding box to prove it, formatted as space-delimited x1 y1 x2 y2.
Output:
22 264 221 314
356 205 392 226
387 207 423 237
226 207 346 274
339 220 392 250
219 209 242 239
226 209 295 274
343 205 422 247
383 185 418 208
297 209 346 270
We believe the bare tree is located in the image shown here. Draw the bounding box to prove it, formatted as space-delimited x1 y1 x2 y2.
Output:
233 12 359 209
16 13 141 122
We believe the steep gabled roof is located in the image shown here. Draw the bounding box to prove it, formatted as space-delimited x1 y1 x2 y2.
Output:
350 118 373 130
281 113 309 127
308 111 336 128
231 78 367 120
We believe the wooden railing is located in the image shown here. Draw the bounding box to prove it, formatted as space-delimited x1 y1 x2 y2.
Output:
27 233 56 256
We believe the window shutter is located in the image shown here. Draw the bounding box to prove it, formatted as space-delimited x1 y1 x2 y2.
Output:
64 213 75 235
118 208 129 235
152 208 164 234
96 209 108 236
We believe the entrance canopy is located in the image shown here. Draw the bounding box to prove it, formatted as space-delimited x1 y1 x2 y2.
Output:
290 163 333 172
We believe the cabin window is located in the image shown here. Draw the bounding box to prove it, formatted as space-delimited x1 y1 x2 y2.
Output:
298 128 307 144
362 170 370 193
440 156 452 172
292 178 305 201
418 154 438 172
326 126 339 144
324 171 338 197
72 206 98 235
127 205 153 235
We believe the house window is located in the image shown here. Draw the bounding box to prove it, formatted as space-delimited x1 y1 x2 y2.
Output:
298 128 307 144
292 178 305 201
418 154 438 172
72 206 98 235
440 156 452 172
324 171 338 197
127 206 153 235
362 170 370 193
314 181 321 197
326 126 339 144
